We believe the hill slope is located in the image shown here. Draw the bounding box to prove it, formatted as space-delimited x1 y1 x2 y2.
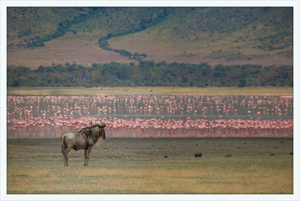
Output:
7 7 293 68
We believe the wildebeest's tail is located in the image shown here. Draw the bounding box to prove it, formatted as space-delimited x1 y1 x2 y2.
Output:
61 135 68 160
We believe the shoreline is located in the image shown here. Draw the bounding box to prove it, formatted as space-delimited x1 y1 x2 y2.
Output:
7 86 293 96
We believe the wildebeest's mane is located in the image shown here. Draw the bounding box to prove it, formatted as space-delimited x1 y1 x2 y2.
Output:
78 123 103 133
78 127 88 133
89 124 102 129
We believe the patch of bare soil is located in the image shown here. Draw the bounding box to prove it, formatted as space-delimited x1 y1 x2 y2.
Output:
112 43 293 67
7 38 293 69
7 39 137 69
108 36 293 67
7 137 293 162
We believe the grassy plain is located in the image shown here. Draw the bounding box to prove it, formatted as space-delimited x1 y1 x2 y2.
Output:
7 158 293 194
7 86 293 96
7 138 293 194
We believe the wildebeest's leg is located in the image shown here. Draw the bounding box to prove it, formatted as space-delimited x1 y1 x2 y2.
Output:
83 149 88 166
85 146 93 166
64 147 71 166
61 135 69 166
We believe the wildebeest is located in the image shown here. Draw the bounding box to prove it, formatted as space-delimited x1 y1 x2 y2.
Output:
61 123 106 166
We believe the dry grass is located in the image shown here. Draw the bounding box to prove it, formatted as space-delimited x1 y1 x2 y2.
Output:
7 86 293 96
70 168 293 194
7 154 293 194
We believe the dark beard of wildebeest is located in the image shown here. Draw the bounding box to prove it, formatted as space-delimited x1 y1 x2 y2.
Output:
61 123 106 166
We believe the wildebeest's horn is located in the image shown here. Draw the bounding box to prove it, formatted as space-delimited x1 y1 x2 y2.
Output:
98 123 106 128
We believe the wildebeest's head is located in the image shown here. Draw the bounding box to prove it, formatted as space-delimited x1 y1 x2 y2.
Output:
93 123 106 146
96 123 106 139
96 123 106 128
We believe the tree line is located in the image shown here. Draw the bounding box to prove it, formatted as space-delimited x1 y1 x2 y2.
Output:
97 34 147 61
7 61 293 88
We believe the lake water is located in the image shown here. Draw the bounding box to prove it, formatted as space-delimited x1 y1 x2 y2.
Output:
7 95 293 138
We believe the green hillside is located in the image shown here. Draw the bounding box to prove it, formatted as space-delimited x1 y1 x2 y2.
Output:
7 7 293 67
7 7 170 47
107 7 293 63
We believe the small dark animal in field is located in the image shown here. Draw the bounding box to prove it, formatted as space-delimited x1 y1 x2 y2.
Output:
61 123 106 166
195 153 202 157
225 154 232 157
270 153 275 156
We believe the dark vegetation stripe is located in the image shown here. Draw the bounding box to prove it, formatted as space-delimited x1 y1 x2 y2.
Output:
7 62 293 87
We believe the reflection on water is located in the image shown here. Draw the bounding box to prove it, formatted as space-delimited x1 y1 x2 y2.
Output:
7 95 293 138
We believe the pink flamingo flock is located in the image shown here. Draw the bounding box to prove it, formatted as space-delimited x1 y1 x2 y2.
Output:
7 94 293 138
